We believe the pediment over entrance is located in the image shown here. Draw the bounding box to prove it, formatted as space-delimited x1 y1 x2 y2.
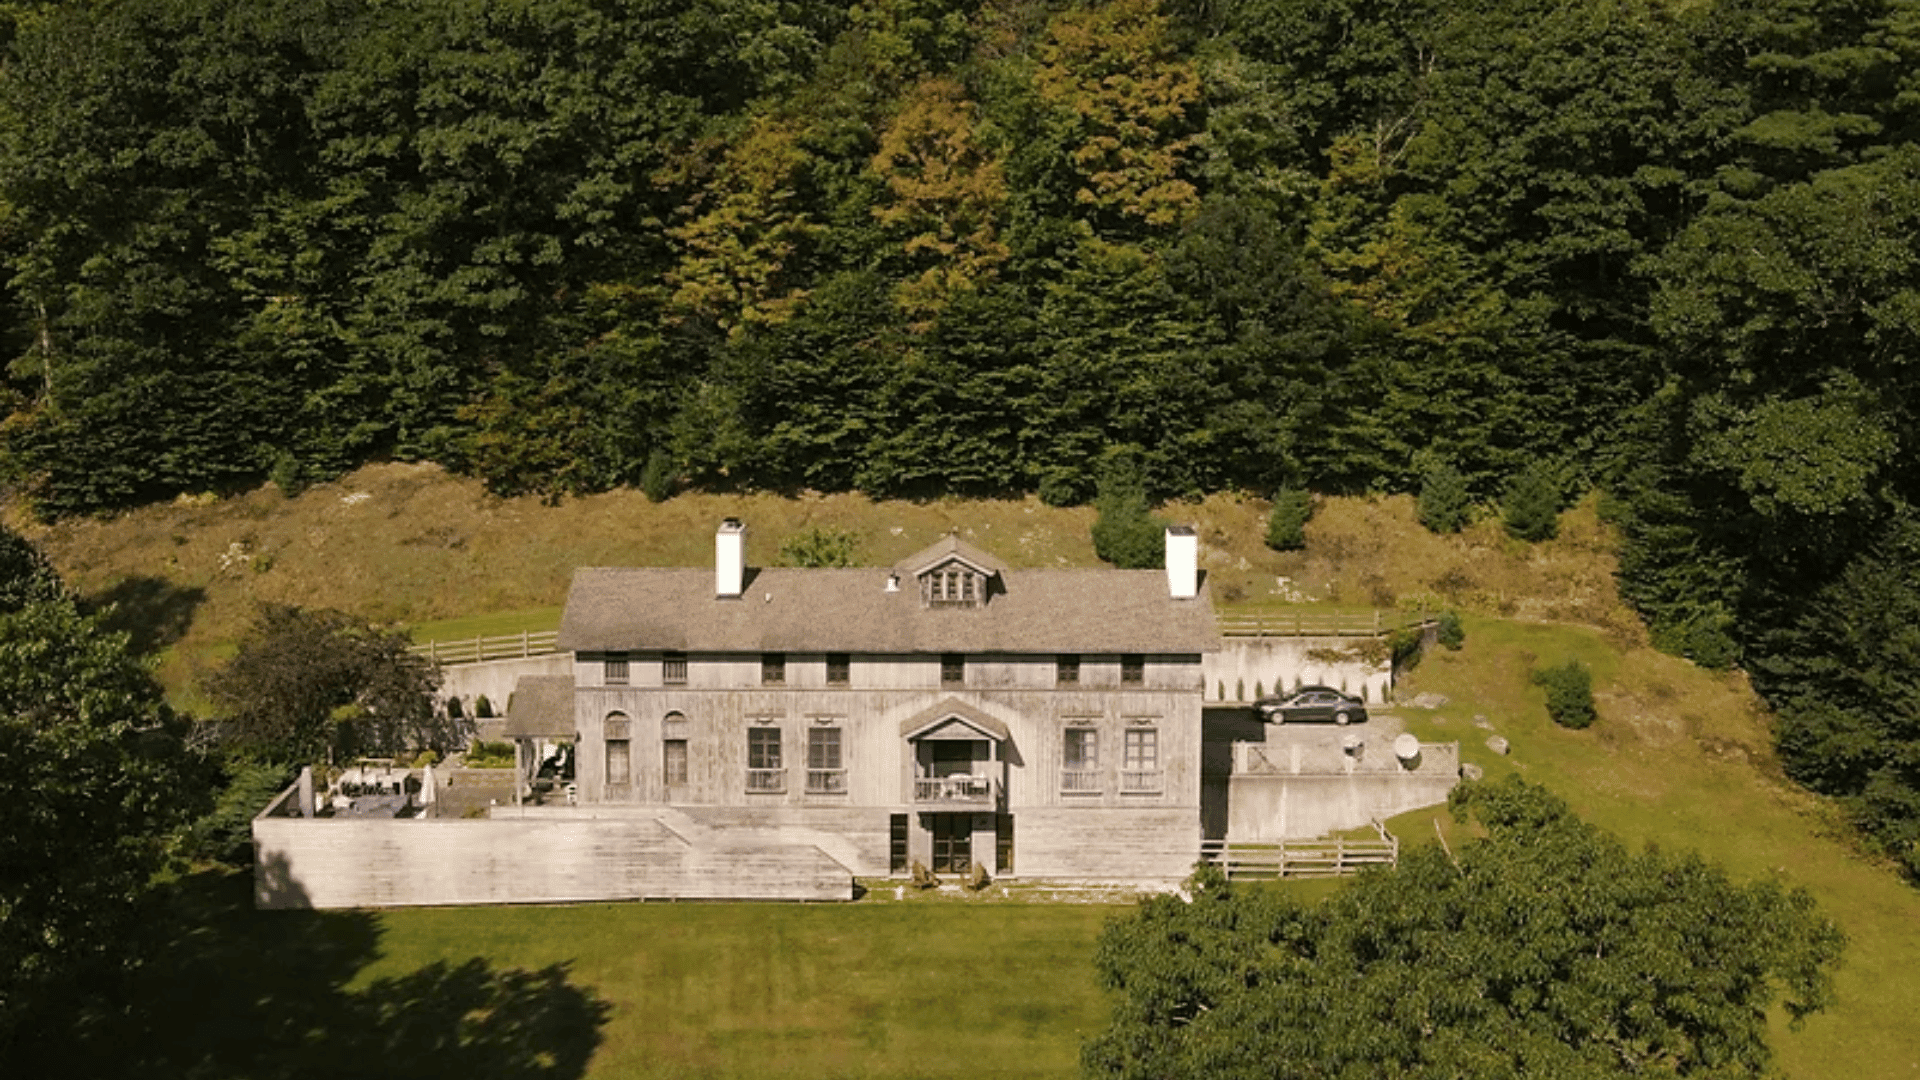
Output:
899 697 1011 741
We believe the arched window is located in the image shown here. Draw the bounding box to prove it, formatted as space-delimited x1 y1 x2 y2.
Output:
605 712 631 787
662 711 688 787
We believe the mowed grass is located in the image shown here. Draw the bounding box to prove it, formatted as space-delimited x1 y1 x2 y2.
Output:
358 901 1118 1080
406 605 564 644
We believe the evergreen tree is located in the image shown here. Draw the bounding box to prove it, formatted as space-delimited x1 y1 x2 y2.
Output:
1264 487 1311 551
1502 463 1562 541
1417 463 1473 534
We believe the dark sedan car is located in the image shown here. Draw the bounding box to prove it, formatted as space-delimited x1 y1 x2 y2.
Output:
1253 686 1369 725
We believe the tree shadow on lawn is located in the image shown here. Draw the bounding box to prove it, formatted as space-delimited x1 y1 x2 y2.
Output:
10 868 609 1080
86 575 207 657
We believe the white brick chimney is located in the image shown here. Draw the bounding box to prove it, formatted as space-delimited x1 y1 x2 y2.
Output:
716 518 747 598
1165 525 1197 599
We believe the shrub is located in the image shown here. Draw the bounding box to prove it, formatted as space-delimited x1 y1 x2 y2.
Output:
1418 463 1473 533
1437 610 1465 650
1265 487 1312 551
1037 468 1088 508
464 740 516 768
777 526 859 568
474 694 494 718
1533 659 1596 729
1502 464 1562 541
639 448 676 503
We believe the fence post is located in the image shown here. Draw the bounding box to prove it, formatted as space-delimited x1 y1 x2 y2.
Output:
521 630 530 657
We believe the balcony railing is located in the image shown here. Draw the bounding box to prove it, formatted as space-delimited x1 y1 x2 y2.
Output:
1060 768 1101 794
746 768 786 793
913 774 999 804
806 769 848 794
1120 770 1164 794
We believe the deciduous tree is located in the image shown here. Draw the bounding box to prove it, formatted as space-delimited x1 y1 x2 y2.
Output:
1086 778 1844 1080
208 603 454 764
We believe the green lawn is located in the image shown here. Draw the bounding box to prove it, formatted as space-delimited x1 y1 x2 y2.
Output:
403 605 564 645
360 901 1119 1080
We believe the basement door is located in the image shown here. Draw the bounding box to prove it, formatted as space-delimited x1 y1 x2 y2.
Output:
930 813 971 874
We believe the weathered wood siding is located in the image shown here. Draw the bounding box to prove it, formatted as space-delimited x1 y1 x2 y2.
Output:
572 677 1203 811
253 813 853 909
1013 808 1200 879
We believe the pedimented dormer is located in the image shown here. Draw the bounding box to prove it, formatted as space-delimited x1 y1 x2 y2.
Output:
896 535 1009 609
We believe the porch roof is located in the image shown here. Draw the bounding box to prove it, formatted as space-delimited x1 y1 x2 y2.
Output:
899 697 1011 742
502 674 575 738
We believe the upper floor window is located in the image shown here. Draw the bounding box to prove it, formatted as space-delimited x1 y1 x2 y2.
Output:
923 564 984 607
762 653 786 685
826 653 851 686
1056 654 1080 686
662 651 687 685
604 654 629 685
941 653 966 686
1121 655 1145 685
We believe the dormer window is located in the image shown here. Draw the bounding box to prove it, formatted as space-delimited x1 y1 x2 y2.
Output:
899 536 1006 610
922 561 987 608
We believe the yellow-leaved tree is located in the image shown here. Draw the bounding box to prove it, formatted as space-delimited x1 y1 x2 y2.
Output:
1033 0 1201 231
870 76 1010 321
662 113 822 335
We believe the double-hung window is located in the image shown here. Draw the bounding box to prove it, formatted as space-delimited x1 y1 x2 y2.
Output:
1062 728 1099 793
662 651 687 685
762 653 786 686
807 727 845 794
747 727 783 792
1120 655 1145 685
826 653 851 686
1122 728 1161 793
941 653 965 687
604 654 629 686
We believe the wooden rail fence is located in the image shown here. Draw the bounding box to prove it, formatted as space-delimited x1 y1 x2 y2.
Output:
1216 610 1433 639
410 630 561 665
1199 824 1399 880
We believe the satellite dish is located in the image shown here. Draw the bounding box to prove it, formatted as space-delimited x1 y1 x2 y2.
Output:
1393 733 1421 761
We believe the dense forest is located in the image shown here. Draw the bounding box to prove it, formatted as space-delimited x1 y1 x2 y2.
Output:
0 0 1917 874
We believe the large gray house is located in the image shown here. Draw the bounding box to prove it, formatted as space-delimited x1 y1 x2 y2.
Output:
503 520 1218 880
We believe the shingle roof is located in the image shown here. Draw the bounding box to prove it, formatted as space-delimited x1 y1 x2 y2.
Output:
894 534 1010 577
502 674 576 738
557 564 1218 654
899 697 1012 741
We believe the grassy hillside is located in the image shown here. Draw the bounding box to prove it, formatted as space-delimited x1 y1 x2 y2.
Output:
18 464 1920 1078
16 461 1635 701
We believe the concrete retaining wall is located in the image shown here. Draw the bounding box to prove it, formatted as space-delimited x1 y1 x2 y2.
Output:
437 655 575 726
254 805 853 909
1201 638 1391 705
1226 750 1459 841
